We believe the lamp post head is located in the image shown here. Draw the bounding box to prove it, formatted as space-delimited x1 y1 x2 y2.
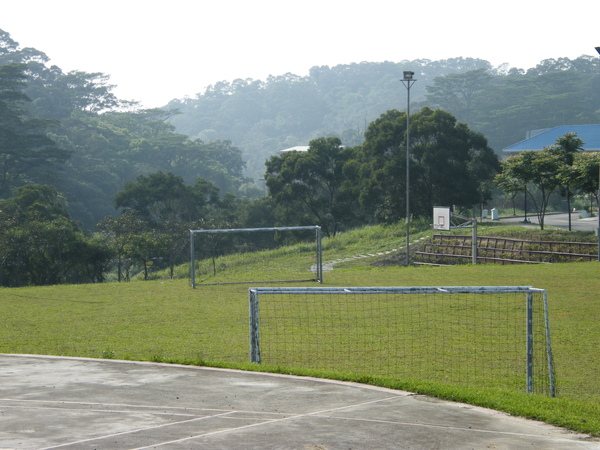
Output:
403 71 415 81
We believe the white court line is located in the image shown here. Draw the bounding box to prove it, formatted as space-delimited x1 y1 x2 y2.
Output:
38 412 239 450
132 395 598 449
0 403 198 418
1 396 289 450
130 395 405 449
0 397 285 417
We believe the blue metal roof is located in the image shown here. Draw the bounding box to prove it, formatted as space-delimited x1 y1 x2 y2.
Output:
503 125 600 153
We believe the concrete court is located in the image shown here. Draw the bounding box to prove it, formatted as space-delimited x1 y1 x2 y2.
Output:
0 355 598 449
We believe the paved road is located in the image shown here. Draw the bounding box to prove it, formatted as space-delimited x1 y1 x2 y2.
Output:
499 212 600 232
1 355 599 449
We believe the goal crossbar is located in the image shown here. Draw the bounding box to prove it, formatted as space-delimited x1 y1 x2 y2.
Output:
249 286 555 396
249 286 545 295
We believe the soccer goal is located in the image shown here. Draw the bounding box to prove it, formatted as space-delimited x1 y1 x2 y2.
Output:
190 226 323 287
249 286 555 396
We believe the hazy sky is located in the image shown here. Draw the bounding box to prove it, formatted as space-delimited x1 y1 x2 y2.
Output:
2 0 598 108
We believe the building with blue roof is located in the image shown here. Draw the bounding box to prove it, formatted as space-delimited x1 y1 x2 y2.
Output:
503 125 600 154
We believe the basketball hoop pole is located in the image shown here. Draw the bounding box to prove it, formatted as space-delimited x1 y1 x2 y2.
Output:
434 207 477 265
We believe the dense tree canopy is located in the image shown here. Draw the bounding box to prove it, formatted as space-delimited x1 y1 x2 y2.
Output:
264 110 499 231
115 172 221 225
168 58 494 183
168 56 600 185
108 172 242 278
425 68 492 124
46 109 249 229
0 63 70 197
0 184 109 286
0 29 250 230
265 137 360 236
495 135 583 230
426 58 600 152
570 152 600 210
359 107 500 222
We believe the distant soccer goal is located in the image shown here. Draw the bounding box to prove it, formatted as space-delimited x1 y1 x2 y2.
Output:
249 286 555 396
190 226 323 287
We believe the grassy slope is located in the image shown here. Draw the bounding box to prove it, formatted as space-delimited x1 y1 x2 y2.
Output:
1 223 599 436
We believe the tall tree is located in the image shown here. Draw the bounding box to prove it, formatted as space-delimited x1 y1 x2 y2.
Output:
568 152 600 215
96 210 147 282
549 132 584 230
425 68 492 123
265 137 360 236
0 184 109 286
0 63 69 197
112 172 226 277
359 107 499 223
496 149 562 230
114 171 220 225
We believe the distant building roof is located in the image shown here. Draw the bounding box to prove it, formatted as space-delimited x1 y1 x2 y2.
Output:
503 125 600 153
279 146 310 153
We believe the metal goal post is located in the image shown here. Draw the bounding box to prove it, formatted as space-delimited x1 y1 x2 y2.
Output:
249 286 555 396
190 226 323 287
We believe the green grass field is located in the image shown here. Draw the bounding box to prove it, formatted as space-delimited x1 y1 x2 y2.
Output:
1 223 599 436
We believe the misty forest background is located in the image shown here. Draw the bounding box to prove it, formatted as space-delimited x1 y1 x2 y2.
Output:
2 27 600 285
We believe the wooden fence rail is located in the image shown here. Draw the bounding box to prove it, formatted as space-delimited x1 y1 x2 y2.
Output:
414 235 598 265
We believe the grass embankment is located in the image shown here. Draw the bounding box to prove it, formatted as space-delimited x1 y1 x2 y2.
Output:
1 223 599 436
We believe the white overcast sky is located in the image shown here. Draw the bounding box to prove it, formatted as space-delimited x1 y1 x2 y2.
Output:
1 0 598 108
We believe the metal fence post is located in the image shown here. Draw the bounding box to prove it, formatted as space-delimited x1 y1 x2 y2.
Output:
316 226 323 283
472 218 477 265
543 290 556 397
527 292 533 393
249 289 261 364
190 230 196 288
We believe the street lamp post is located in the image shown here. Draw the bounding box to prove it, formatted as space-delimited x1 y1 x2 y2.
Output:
401 71 416 266
596 47 600 261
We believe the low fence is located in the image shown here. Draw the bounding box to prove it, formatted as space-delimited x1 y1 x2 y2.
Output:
415 235 597 265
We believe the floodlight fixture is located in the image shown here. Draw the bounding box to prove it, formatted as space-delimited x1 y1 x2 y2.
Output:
403 71 414 81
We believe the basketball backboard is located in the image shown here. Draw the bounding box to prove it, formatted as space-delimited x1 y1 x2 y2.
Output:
433 206 451 231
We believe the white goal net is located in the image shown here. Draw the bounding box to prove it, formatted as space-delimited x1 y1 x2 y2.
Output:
249 286 555 396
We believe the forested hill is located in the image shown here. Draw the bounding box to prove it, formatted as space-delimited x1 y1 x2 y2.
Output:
2 23 600 227
167 57 600 184
0 29 250 230
3 24 599 287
